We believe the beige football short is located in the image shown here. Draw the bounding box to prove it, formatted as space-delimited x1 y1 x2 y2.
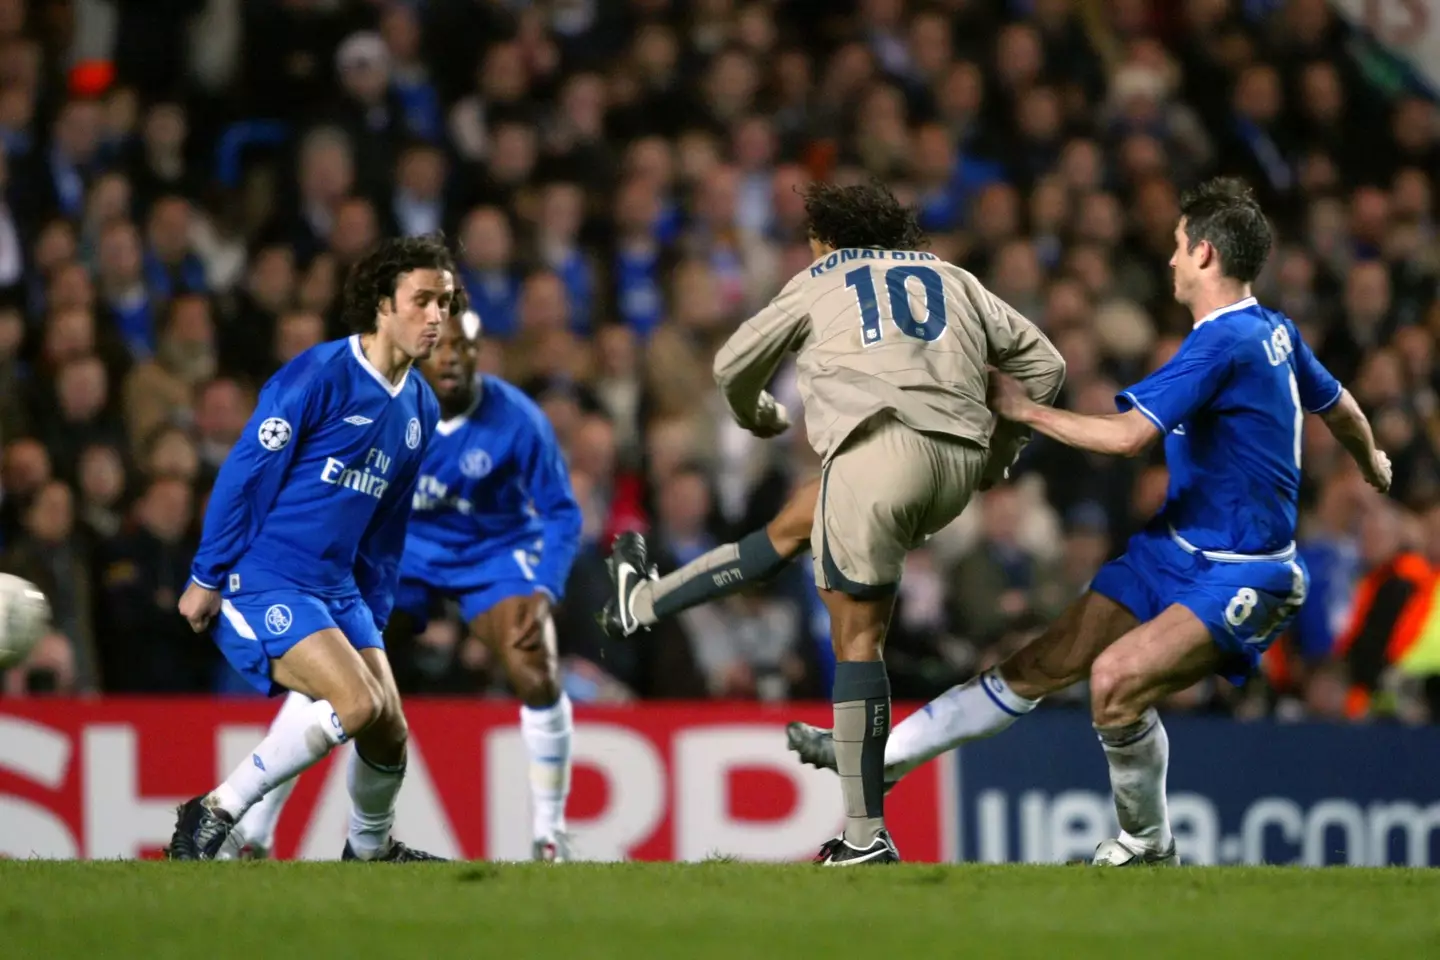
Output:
813 415 986 597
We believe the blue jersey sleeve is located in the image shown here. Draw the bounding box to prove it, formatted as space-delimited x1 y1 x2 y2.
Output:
520 408 582 602
1289 320 1343 414
1116 322 1231 434
190 363 322 589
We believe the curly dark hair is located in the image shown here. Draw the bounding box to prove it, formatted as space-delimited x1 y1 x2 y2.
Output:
803 180 927 251
1178 177 1272 284
339 233 458 333
449 269 471 319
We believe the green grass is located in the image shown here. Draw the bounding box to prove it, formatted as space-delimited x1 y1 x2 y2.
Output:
3 862 1438 959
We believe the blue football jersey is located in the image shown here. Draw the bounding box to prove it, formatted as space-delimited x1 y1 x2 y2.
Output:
1117 297 1342 557
191 336 440 627
401 375 581 601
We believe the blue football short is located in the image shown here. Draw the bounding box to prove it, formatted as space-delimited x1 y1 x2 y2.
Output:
213 589 384 696
394 577 538 631
1090 528 1309 685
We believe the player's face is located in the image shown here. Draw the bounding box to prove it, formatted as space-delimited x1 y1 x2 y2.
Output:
419 313 478 403
382 268 453 360
1169 218 1203 305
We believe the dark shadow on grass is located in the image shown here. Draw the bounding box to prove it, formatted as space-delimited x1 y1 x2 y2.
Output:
457 864 500 884
901 867 948 886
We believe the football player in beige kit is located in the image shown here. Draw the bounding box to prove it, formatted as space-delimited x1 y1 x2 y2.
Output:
603 182 1064 864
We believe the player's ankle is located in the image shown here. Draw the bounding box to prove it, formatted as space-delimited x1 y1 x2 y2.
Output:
988 667 1043 710
208 784 247 820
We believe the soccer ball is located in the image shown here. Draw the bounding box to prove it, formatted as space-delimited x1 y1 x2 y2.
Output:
0 574 51 669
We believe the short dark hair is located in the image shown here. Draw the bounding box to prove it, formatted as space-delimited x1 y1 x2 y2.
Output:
804 180 926 251
340 233 457 333
1178 177 1271 283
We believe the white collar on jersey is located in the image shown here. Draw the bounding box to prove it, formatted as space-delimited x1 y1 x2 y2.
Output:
436 387 482 436
349 334 409 398
1192 295 1257 329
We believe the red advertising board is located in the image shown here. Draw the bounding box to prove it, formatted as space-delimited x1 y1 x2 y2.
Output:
0 700 951 862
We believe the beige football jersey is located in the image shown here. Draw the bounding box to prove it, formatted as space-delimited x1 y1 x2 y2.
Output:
713 248 1066 462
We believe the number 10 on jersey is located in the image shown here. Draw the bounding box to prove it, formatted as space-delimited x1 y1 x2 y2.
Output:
845 265 947 344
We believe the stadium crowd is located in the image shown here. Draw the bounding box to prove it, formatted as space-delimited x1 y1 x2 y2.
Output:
0 0 1436 723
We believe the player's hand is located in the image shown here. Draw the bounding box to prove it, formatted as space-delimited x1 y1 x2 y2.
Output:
749 392 791 439
178 581 221 633
1364 450 1393 494
987 372 1033 422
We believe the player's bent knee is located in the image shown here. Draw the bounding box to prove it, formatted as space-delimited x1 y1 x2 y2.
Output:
505 646 559 707
332 682 385 737
1089 648 1147 726
376 705 409 751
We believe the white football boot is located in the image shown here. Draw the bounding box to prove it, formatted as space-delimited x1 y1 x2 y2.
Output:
1091 837 1180 866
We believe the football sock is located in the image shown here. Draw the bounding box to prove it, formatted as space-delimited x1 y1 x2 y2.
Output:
633 530 788 625
1096 709 1173 853
346 746 406 860
882 668 1039 782
832 660 890 847
520 693 573 840
210 697 348 819
229 691 313 849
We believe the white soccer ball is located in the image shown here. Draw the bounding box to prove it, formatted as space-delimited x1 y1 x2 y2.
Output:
0 574 51 670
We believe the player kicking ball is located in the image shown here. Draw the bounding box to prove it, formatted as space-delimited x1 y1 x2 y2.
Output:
168 236 453 862
651 180 1065 865
222 303 582 862
787 178 1392 865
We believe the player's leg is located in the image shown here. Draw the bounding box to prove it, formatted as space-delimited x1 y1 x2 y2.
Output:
219 689 312 859
813 421 980 865
880 590 1139 780
342 597 444 862
221 583 432 860
1086 604 1220 866
1088 555 1309 866
602 476 819 636
469 588 573 860
171 596 384 860
789 537 1151 781
818 583 898 864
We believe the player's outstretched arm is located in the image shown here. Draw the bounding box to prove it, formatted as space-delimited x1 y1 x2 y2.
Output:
713 283 809 438
1320 388 1393 493
990 372 1160 458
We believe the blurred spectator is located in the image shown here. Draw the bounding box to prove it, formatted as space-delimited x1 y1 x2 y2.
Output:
458 206 521 339
75 443 126 542
122 294 215 452
96 477 211 693
192 377 250 473
39 354 126 482
949 486 1054 645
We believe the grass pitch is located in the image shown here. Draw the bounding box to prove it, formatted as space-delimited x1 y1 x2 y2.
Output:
2 861 1436 959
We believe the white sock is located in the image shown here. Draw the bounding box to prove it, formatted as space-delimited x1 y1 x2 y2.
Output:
229 691 315 850
883 668 1039 782
520 693 573 840
210 698 348 818
1096 709 1173 853
347 748 405 860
